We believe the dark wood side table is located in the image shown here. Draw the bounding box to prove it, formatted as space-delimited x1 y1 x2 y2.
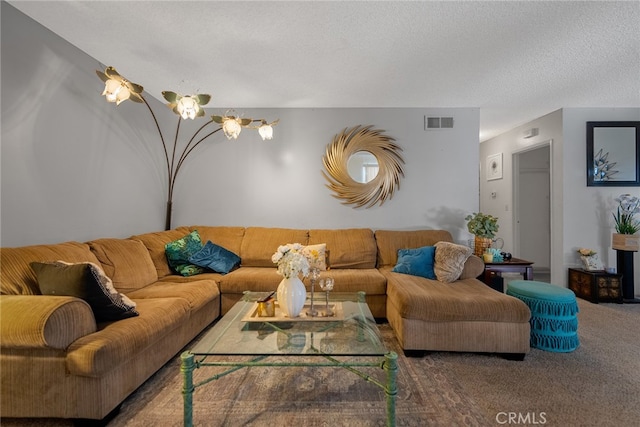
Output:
568 268 622 303
481 258 534 292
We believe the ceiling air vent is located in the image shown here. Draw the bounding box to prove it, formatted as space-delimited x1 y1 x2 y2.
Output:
424 116 454 130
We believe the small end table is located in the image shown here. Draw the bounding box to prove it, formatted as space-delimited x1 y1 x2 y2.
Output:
481 258 534 292
568 268 622 303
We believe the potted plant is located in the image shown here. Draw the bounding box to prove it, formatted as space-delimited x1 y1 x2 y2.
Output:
465 212 499 257
612 194 640 251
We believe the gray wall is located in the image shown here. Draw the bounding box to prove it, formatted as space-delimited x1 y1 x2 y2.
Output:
1 3 480 246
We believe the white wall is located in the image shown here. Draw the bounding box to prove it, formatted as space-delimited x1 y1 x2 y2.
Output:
482 107 640 294
562 108 640 294
480 110 563 283
1 3 480 246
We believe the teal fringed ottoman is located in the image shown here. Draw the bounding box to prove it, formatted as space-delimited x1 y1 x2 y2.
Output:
507 280 579 352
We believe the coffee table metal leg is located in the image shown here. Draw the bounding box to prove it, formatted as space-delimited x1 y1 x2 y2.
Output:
384 352 398 427
181 351 195 427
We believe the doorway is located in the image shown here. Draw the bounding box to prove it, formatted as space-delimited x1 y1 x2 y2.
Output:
513 142 552 281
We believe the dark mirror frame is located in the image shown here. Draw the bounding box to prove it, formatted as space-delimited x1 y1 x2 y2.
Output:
586 121 640 187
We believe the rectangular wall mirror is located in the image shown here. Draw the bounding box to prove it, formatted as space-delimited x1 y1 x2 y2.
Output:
587 121 640 186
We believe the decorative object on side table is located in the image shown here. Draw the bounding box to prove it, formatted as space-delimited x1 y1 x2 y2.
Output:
485 248 504 263
577 248 603 271
96 66 279 230
465 212 499 257
610 193 640 303
272 243 310 317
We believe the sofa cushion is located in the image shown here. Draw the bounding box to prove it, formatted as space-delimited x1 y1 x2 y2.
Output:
306 269 387 295
0 242 100 295
217 267 284 294
129 227 192 278
434 241 472 283
240 227 309 267
186 226 245 257
30 261 138 321
165 230 205 276
127 279 219 312
375 229 454 268
308 229 377 269
66 297 191 377
217 266 387 296
383 269 530 323
88 238 158 293
392 246 436 279
188 241 241 274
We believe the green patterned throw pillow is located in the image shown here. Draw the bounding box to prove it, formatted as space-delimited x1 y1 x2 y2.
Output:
165 230 205 276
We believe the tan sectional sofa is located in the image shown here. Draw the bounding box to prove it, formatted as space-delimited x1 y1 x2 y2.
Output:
0 226 530 422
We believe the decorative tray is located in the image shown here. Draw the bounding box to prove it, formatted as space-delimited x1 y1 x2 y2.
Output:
242 301 344 322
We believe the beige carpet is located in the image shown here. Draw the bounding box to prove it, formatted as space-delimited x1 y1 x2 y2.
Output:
3 300 639 426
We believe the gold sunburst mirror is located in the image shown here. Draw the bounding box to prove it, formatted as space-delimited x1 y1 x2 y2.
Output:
322 125 404 208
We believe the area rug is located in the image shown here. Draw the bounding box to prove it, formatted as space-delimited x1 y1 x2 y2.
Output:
110 324 489 426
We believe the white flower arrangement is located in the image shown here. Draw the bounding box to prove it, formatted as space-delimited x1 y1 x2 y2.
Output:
271 243 310 279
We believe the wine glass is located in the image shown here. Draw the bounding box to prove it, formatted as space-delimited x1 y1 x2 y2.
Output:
308 267 320 317
319 277 334 316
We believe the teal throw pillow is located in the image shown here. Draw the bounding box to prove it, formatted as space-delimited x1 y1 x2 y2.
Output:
31 261 139 322
165 230 205 276
188 241 241 274
392 246 436 280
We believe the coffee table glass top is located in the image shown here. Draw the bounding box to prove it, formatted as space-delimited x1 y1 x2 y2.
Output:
191 291 386 356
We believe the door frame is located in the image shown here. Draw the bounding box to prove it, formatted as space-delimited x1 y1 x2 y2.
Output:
512 139 554 278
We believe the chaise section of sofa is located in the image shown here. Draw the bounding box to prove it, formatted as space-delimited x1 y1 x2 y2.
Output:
376 229 531 358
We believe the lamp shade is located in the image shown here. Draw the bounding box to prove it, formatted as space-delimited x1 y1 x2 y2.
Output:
176 96 200 120
223 118 242 139
258 123 274 140
102 79 131 105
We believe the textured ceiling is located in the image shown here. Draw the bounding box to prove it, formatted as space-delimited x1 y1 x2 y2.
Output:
8 0 640 141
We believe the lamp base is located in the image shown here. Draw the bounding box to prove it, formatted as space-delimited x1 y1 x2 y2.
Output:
165 201 172 231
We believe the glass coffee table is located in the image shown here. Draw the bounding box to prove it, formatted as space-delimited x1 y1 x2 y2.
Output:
181 291 398 426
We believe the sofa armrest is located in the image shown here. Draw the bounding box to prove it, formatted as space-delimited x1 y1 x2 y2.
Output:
0 295 97 350
459 255 485 279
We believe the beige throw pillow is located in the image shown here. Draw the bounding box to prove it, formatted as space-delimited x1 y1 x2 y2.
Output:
434 241 472 283
302 243 327 270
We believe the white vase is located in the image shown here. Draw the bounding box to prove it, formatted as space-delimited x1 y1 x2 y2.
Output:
276 276 306 318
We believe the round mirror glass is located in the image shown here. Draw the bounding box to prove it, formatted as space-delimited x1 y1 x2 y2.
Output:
347 151 379 183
